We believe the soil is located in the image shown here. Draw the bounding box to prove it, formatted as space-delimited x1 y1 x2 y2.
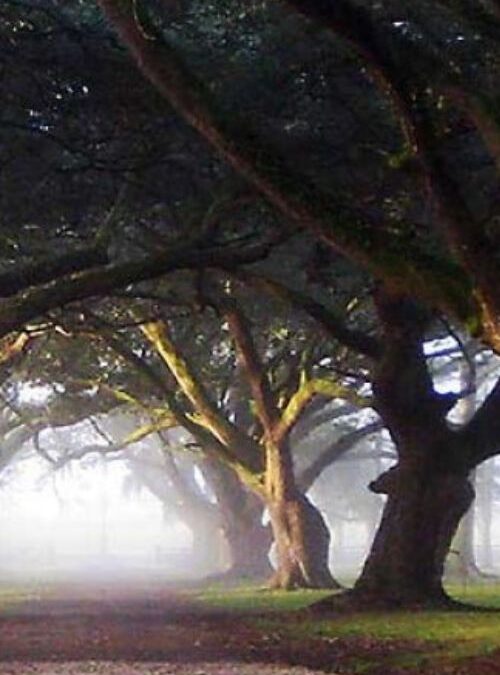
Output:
1 581 499 675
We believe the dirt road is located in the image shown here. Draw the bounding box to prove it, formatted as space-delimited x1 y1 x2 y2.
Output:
0 581 340 674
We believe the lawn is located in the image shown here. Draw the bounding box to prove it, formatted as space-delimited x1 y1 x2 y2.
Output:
0 582 45 611
1 578 500 674
195 581 500 673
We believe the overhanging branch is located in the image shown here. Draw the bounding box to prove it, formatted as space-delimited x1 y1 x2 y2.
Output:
96 0 478 333
0 239 272 340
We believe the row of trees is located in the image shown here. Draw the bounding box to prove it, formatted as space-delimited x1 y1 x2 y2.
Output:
0 0 499 606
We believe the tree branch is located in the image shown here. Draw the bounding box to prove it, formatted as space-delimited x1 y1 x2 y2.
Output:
0 245 110 299
140 320 263 475
217 296 280 439
0 239 272 339
282 1 499 350
96 0 479 335
275 375 372 443
228 270 381 360
461 376 500 467
96 325 264 490
297 420 384 491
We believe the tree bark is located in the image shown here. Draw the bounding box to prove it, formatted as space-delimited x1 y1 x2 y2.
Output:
267 493 339 590
346 289 474 606
353 462 474 605
222 511 273 581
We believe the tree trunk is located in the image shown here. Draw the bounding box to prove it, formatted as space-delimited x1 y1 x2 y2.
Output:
267 493 339 589
352 463 474 606
200 457 273 581
346 289 474 607
183 505 228 576
223 514 273 580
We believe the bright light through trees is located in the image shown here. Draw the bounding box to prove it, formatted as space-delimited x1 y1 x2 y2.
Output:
0 454 192 581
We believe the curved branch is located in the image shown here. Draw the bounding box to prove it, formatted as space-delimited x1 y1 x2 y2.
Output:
228 271 381 360
96 0 479 334
140 320 263 475
276 376 372 443
461 376 500 467
297 420 383 491
97 326 264 491
0 239 272 339
282 1 498 349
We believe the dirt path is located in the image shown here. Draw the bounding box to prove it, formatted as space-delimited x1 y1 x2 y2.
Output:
0 582 339 674
0 664 323 675
3 581 500 675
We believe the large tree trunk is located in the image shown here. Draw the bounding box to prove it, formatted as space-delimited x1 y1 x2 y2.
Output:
200 457 273 581
223 511 273 580
345 289 474 607
262 435 339 590
267 493 339 589
352 463 474 606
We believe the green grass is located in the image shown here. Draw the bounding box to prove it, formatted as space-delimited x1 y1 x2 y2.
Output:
2 578 500 673
447 581 500 608
195 581 500 672
0 583 44 610
194 584 332 612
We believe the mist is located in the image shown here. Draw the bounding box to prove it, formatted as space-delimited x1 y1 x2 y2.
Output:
0 452 196 584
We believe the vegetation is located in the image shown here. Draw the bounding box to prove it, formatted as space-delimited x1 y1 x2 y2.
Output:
195 583 500 673
0 0 500 617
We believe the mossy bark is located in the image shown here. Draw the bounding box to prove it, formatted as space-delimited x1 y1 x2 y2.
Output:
267 493 339 590
264 439 339 590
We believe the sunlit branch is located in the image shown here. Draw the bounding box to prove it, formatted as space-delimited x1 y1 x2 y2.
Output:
0 332 31 366
275 375 373 443
93 325 263 489
140 320 263 475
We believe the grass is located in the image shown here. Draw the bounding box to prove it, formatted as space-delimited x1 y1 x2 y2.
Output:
194 581 500 673
447 581 500 608
0 583 45 610
2 577 500 673
194 583 332 612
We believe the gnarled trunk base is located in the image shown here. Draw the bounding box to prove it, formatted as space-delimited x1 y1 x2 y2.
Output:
350 467 475 607
267 494 340 590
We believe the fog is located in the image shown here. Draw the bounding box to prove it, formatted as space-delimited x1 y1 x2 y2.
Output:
2 340 500 587
0 454 194 583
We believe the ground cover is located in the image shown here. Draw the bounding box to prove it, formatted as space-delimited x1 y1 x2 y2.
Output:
195 581 500 673
1 579 500 674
